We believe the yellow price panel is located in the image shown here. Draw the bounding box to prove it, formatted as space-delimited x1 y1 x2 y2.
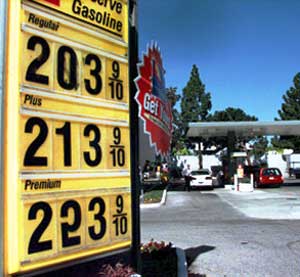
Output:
20 115 127 171
52 43 82 96
20 116 52 171
21 32 128 104
81 50 106 99
110 193 131 242
85 195 111 247
106 58 128 103
22 34 54 91
20 116 81 171
21 6 127 57
27 0 128 41
106 126 130 169
56 198 86 253
13 0 131 273
80 123 107 170
52 121 80 170
22 192 130 264
22 199 58 262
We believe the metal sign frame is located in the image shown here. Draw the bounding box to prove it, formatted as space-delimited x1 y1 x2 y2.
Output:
0 0 7 276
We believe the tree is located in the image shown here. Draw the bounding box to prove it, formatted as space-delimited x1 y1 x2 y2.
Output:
208 107 257 122
166 87 183 153
180 65 212 168
207 107 258 153
272 72 300 151
251 136 268 163
206 107 265 168
181 65 212 129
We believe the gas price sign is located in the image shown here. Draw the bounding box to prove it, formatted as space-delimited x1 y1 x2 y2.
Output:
4 0 131 275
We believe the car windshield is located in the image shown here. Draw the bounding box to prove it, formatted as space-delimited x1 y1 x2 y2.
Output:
191 170 210 175
262 168 281 176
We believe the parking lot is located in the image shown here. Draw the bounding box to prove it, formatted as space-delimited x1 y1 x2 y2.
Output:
166 178 300 220
208 183 300 220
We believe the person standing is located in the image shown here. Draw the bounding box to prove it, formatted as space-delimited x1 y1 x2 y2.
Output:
180 159 187 170
182 164 193 191
142 160 151 179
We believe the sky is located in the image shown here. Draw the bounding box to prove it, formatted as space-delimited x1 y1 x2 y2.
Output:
138 0 300 121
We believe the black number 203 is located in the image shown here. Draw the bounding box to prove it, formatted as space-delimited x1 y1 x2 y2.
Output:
25 35 103 95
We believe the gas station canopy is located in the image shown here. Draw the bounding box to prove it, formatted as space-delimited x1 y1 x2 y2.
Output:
187 121 300 138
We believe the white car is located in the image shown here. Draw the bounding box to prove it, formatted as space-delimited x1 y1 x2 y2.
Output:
190 169 213 189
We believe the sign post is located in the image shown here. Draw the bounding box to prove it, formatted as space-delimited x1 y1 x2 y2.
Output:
2 0 132 275
128 0 141 272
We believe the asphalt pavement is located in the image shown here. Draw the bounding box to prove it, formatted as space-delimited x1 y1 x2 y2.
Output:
141 187 300 276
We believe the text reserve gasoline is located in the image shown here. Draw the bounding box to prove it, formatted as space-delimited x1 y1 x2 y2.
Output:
72 0 124 33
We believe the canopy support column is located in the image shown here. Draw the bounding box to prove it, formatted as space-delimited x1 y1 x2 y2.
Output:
227 131 236 183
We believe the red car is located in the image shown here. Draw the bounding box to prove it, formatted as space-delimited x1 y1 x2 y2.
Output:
254 167 283 188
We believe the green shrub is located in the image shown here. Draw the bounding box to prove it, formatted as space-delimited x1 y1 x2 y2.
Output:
143 190 163 203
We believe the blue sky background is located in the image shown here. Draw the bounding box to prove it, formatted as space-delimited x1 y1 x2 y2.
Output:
138 0 300 121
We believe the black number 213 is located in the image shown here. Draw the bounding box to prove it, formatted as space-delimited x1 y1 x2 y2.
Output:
24 117 102 167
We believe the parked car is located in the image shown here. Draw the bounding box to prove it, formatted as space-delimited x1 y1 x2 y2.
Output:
190 169 213 190
168 166 185 186
292 167 300 179
211 166 225 187
254 167 283 188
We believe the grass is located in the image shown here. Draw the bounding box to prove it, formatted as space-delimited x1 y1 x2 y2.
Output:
143 190 164 203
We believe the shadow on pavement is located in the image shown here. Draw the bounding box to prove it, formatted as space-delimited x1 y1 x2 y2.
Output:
142 182 167 192
167 184 186 191
142 181 222 192
188 273 207 277
185 245 215 267
167 185 216 192
283 182 300 187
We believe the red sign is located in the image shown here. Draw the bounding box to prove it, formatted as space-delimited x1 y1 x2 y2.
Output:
135 44 172 157
44 0 60 6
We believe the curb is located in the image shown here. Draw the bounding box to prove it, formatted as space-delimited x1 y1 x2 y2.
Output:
140 188 167 209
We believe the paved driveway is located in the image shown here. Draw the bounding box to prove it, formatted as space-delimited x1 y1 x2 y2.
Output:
141 188 300 276
215 186 300 219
